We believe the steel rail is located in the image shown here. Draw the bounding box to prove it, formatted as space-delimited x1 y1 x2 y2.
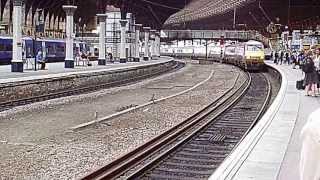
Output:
81 70 250 180
129 73 271 180
0 62 183 112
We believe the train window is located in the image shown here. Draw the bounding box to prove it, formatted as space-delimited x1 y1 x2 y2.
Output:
0 44 5 51
6 44 12 51
226 47 235 54
27 47 32 56
56 44 65 53
246 44 263 51
47 44 55 55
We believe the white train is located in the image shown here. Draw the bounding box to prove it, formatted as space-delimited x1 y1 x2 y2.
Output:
161 40 265 71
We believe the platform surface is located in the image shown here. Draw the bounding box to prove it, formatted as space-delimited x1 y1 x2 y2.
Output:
0 58 170 84
231 62 320 180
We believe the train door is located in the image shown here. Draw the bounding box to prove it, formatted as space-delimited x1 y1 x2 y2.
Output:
35 41 43 54
42 41 47 60
24 39 34 58
0 38 13 64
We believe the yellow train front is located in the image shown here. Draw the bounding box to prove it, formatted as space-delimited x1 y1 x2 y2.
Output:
243 40 265 71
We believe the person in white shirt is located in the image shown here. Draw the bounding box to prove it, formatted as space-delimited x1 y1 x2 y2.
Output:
313 49 320 71
300 108 320 180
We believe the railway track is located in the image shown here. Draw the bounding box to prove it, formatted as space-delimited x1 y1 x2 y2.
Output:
82 71 272 180
0 62 184 112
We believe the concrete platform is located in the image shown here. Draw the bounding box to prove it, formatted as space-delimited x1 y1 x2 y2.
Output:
210 61 320 180
0 58 169 84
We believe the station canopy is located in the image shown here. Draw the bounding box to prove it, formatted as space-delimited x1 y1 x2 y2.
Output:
20 0 320 31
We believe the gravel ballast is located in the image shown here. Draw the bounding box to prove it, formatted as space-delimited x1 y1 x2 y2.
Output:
0 61 246 179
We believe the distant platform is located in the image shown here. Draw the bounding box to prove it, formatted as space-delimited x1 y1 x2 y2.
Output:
0 58 170 84
210 61 320 180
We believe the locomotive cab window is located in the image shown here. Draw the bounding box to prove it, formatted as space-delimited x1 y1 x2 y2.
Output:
246 44 263 51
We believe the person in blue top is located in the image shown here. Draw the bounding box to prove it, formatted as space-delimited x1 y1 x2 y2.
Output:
36 49 46 70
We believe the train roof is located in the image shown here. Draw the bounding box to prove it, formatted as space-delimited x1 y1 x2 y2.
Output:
0 36 86 44
0 36 13 40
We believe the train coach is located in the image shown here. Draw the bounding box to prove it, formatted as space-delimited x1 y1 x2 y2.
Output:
223 40 265 71
0 36 88 65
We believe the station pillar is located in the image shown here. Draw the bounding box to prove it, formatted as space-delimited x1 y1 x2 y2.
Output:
11 0 23 72
97 14 107 65
150 30 156 59
134 24 142 62
155 31 161 57
63 5 77 68
143 27 151 61
119 20 128 63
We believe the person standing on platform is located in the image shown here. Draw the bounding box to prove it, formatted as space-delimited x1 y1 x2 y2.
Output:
108 53 113 63
300 108 320 180
285 51 290 64
313 49 320 92
292 51 299 69
303 51 318 96
280 50 284 65
274 51 279 64
298 51 305 69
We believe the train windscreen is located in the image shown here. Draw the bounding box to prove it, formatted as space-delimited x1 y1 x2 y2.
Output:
246 44 263 51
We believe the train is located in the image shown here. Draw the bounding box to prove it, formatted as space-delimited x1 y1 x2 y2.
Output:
223 40 265 71
161 40 265 71
0 36 88 65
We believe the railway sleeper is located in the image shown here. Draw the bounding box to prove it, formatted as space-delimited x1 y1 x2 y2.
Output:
171 157 219 164
158 163 214 172
149 168 213 178
168 158 215 166
181 147 229 155
176 152 227 159
144 173 209 180
186 143 233 150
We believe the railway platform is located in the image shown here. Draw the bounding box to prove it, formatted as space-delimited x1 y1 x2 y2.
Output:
0 58 168 84
210 61 320 180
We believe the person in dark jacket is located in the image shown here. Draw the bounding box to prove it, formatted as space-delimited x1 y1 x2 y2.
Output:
285 51 290 64
304 51 319 96
274 51 279 64
280 50 284 65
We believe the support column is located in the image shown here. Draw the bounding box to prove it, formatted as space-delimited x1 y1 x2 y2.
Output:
119 20 128 63
155 31 161 57
63 5 77 68
143 27 151 61
11 0 23 72
97 14 107 65
150 30 156 59
134 24 142 62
